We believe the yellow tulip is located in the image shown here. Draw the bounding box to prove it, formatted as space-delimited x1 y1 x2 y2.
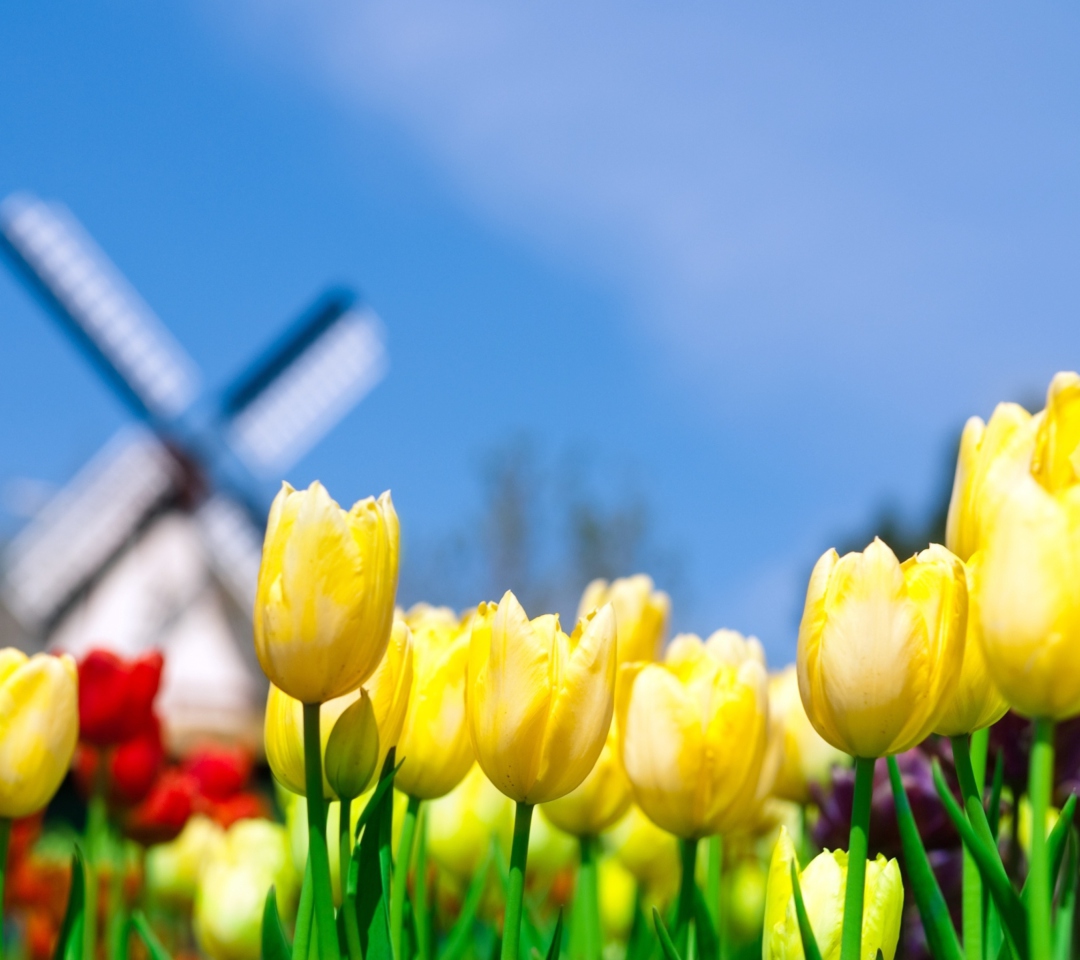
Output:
946 403 1036 561
978 372 1080 719
0 650 78 819
607 804 680 907
766 666 850 804
540 721 632 837
797 539 966 758
466 591 616 805
254 481 400 704
598 856 637 942
266 620 413 798
145 815 226 905
933 556 1009 736
427 763 513 882
394 604 474 799
578 574 670 665
194 819 300 960
764 827 902 960
617 631 768 838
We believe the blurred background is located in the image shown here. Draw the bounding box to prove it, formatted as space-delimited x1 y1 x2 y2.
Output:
1 3 1079 696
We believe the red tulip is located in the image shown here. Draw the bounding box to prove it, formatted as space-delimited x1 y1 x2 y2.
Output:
183 746 251 802
123 769 196 845
78 650 163 747
201 792 270 828
110 716 165 805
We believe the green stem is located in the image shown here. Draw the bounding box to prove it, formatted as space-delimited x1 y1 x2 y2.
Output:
840 757 875 960
85 774 108 960
414 810 430 960
677 837 700 957
501 802 534 960
391 795 421 960
292 860 314 960
1029 719 1055 960
706 836 721 932
340 798 362 960
303 703 340 960
953 731 988 960
577 835 601 960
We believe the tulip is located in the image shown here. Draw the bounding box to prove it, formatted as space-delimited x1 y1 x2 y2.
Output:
763 827 903 960
184 745 252 802
607 804 680 909
467 591 616 960
541 722 631 838
797 538 967 760
426 763 513 883
194 819 299 960
324 693 380 802
766 666 849 805
617 631 768 839
77 649 162 747
254 481 400 705
145 815 225 904
124 769 197 845
578 574 670 665
265 619 414 799
0 650 79 819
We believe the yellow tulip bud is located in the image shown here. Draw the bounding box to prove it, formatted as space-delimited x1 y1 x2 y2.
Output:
978 372 1080 719
324 692 380 801
946 403 1036 561
797 539 966 758
254 481 400 704
764 826 903 960
0 650 78 818
394 605 474 800
617 631 768 838
266 621 414 798
766 666 850 804
578 574 670 665
466 591 616 804
145 815 226 905
194 819 299 960
607 804 680 907
427 763 513 882
540 722 631 837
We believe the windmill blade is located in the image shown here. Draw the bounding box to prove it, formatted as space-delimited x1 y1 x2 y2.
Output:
1 428 180 633
195 493 264 616
222 290 387 476
0 192 200 421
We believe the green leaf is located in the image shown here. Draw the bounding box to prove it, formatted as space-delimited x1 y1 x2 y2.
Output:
692 886 719 960
1053 829 1078 960
625 891 656 960
789 863 824 960
262 887 292 960
931 759 1028 960
131 911 173 960
653 909 685 960
438 844 494 960
355 750 397 960
544 910 564 960
52 846 86 960
886 757 963 960
356 755 405 841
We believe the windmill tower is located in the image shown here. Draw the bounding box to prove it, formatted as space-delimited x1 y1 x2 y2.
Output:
0 192 387 753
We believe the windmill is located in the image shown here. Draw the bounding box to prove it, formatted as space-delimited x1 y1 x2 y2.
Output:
0 192 387 752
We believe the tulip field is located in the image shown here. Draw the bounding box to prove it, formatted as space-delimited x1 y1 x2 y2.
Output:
5 369 1080 960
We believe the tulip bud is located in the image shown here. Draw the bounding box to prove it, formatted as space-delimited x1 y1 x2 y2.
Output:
978 373 1080 719
797 539 967 758
766 666 850 804
617 631 768 838
466 592 616 804
578 574 670 665
265 621 413 799
254 481 400 704
763 827 903 960
0 650 79 818
394 605 474 800
540 722 631 837
427 764 513 882
324 691 380 801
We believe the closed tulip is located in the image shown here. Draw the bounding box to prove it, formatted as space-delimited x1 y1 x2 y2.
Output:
541 722 631 837
467 591 616 805
978 372 1080 719
394 604 473 799
946 402 1037 562
145 815 226 905
617 631 768 838
427 763 513 882
78 649 163 746
763 826 903 960
798 539 966 758
0 650 79 819
767 666 849 804
254 481 399 705
266 620 413 798
607 804 680 906
578 575 670 665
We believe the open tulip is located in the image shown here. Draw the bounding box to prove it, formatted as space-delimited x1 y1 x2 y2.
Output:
0 650 79 819
763 826 903 960
578 574 670 665
797 538 967 759
617 631 768 839
265 620 413 799
254 481 400 705
78 648 162 747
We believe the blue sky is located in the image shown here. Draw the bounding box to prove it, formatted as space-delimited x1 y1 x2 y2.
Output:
1 3 1078 661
